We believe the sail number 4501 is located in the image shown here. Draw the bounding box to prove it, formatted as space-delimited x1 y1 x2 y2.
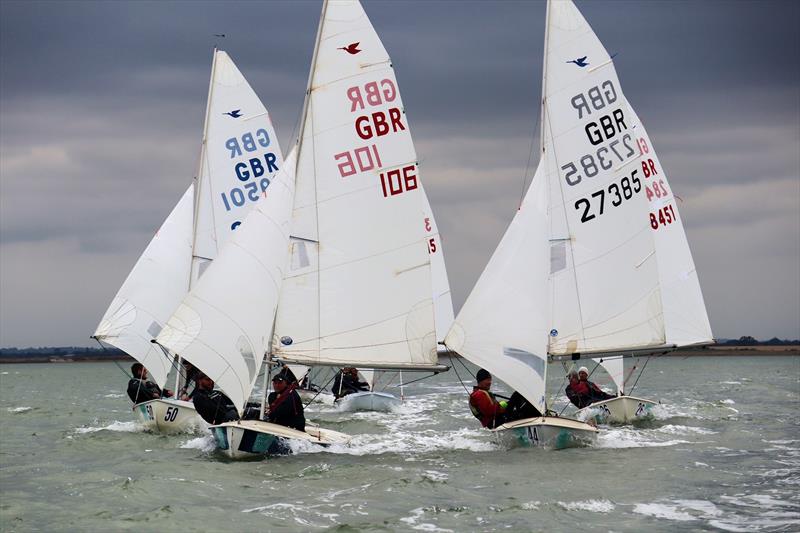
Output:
574 170 641 223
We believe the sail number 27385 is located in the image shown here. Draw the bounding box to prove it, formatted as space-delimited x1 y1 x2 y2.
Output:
574 170 641 223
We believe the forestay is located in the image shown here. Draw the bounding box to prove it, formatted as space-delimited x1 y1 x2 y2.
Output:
272 0 440 370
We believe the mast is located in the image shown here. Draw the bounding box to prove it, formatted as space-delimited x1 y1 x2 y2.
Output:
176 47 219 396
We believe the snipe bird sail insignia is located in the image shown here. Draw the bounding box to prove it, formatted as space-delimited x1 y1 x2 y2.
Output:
338 42 361 55
567 56 589 67
224 109 243 118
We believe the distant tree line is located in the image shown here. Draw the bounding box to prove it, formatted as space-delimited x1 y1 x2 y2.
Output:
719 336 799 346
0 346 126 358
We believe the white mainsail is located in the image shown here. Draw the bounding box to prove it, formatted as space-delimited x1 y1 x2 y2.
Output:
272 0 441 371
191 49 284 283
94 49 283 388
94 186 194 387
446 0 711 411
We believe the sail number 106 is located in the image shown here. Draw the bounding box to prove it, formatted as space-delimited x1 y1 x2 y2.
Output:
380 164 418 198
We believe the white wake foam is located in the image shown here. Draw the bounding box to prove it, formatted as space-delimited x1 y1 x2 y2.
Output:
74 420 139 434
558 499 615 513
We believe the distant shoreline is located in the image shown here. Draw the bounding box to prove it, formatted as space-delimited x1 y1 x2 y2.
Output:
0 345 796 364
0 354 134 364
671 345 799 356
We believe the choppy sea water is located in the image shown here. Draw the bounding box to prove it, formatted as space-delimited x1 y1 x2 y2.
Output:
1 355 798 532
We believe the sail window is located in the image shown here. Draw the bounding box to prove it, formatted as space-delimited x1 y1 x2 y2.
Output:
147 321 162 339
503 347 545 380
550 241 566 273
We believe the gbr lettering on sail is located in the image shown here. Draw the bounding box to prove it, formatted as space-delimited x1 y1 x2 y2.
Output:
562 80 677 231
333 79 416 199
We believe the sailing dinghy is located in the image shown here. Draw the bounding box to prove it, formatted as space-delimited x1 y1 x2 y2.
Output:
446 0 711 448
93 49 284 434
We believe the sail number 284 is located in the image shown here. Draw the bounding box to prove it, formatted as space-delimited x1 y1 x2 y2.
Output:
574 170 641 223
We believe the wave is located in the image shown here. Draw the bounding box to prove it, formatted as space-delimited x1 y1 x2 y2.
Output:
180 435 217 453
634 495 800 531
7 406 32 413
557 499 615 513
74 420 140 434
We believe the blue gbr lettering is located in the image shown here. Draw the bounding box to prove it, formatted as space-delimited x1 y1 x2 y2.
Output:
225 129 271 159
234 153 279 181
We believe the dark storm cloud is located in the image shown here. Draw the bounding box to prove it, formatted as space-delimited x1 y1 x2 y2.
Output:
1 0 798 346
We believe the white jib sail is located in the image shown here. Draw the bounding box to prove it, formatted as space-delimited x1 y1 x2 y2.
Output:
272 0 439 370
93 185 194 387
446 164 552 414
192 49 284 283
156 150 298 413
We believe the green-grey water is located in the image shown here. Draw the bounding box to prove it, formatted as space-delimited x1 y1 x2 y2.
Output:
1 355 798 532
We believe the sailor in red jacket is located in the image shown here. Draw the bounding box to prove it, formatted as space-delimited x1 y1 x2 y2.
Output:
469 369 509 428
566 366 614 408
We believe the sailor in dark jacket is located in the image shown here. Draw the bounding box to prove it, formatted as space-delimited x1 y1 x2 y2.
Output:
267 371 305 432
331 367 370 399
127 363 172 404
192 374 239 425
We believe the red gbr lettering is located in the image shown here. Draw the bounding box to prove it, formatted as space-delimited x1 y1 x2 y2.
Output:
380 165 417 197
355 108 406 140
334 144 383 178
641 158 658 178
347 79 398 112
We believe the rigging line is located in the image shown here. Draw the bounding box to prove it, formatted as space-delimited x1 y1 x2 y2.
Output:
91 337 131 380
554 368 571 416
450 357 471 397
518 107 540 209
377 371 399 393
153 342 192 388
302 371 337 409
390 372 439 388
628 355 652 396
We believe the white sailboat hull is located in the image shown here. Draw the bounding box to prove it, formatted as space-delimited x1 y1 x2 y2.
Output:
334 391 401 412
210 419 351 460
132 398 204 434
492 416 598 450
577 395 658 425
297 389 335 405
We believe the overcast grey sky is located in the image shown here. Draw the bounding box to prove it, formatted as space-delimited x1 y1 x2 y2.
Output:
1 0 798 347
